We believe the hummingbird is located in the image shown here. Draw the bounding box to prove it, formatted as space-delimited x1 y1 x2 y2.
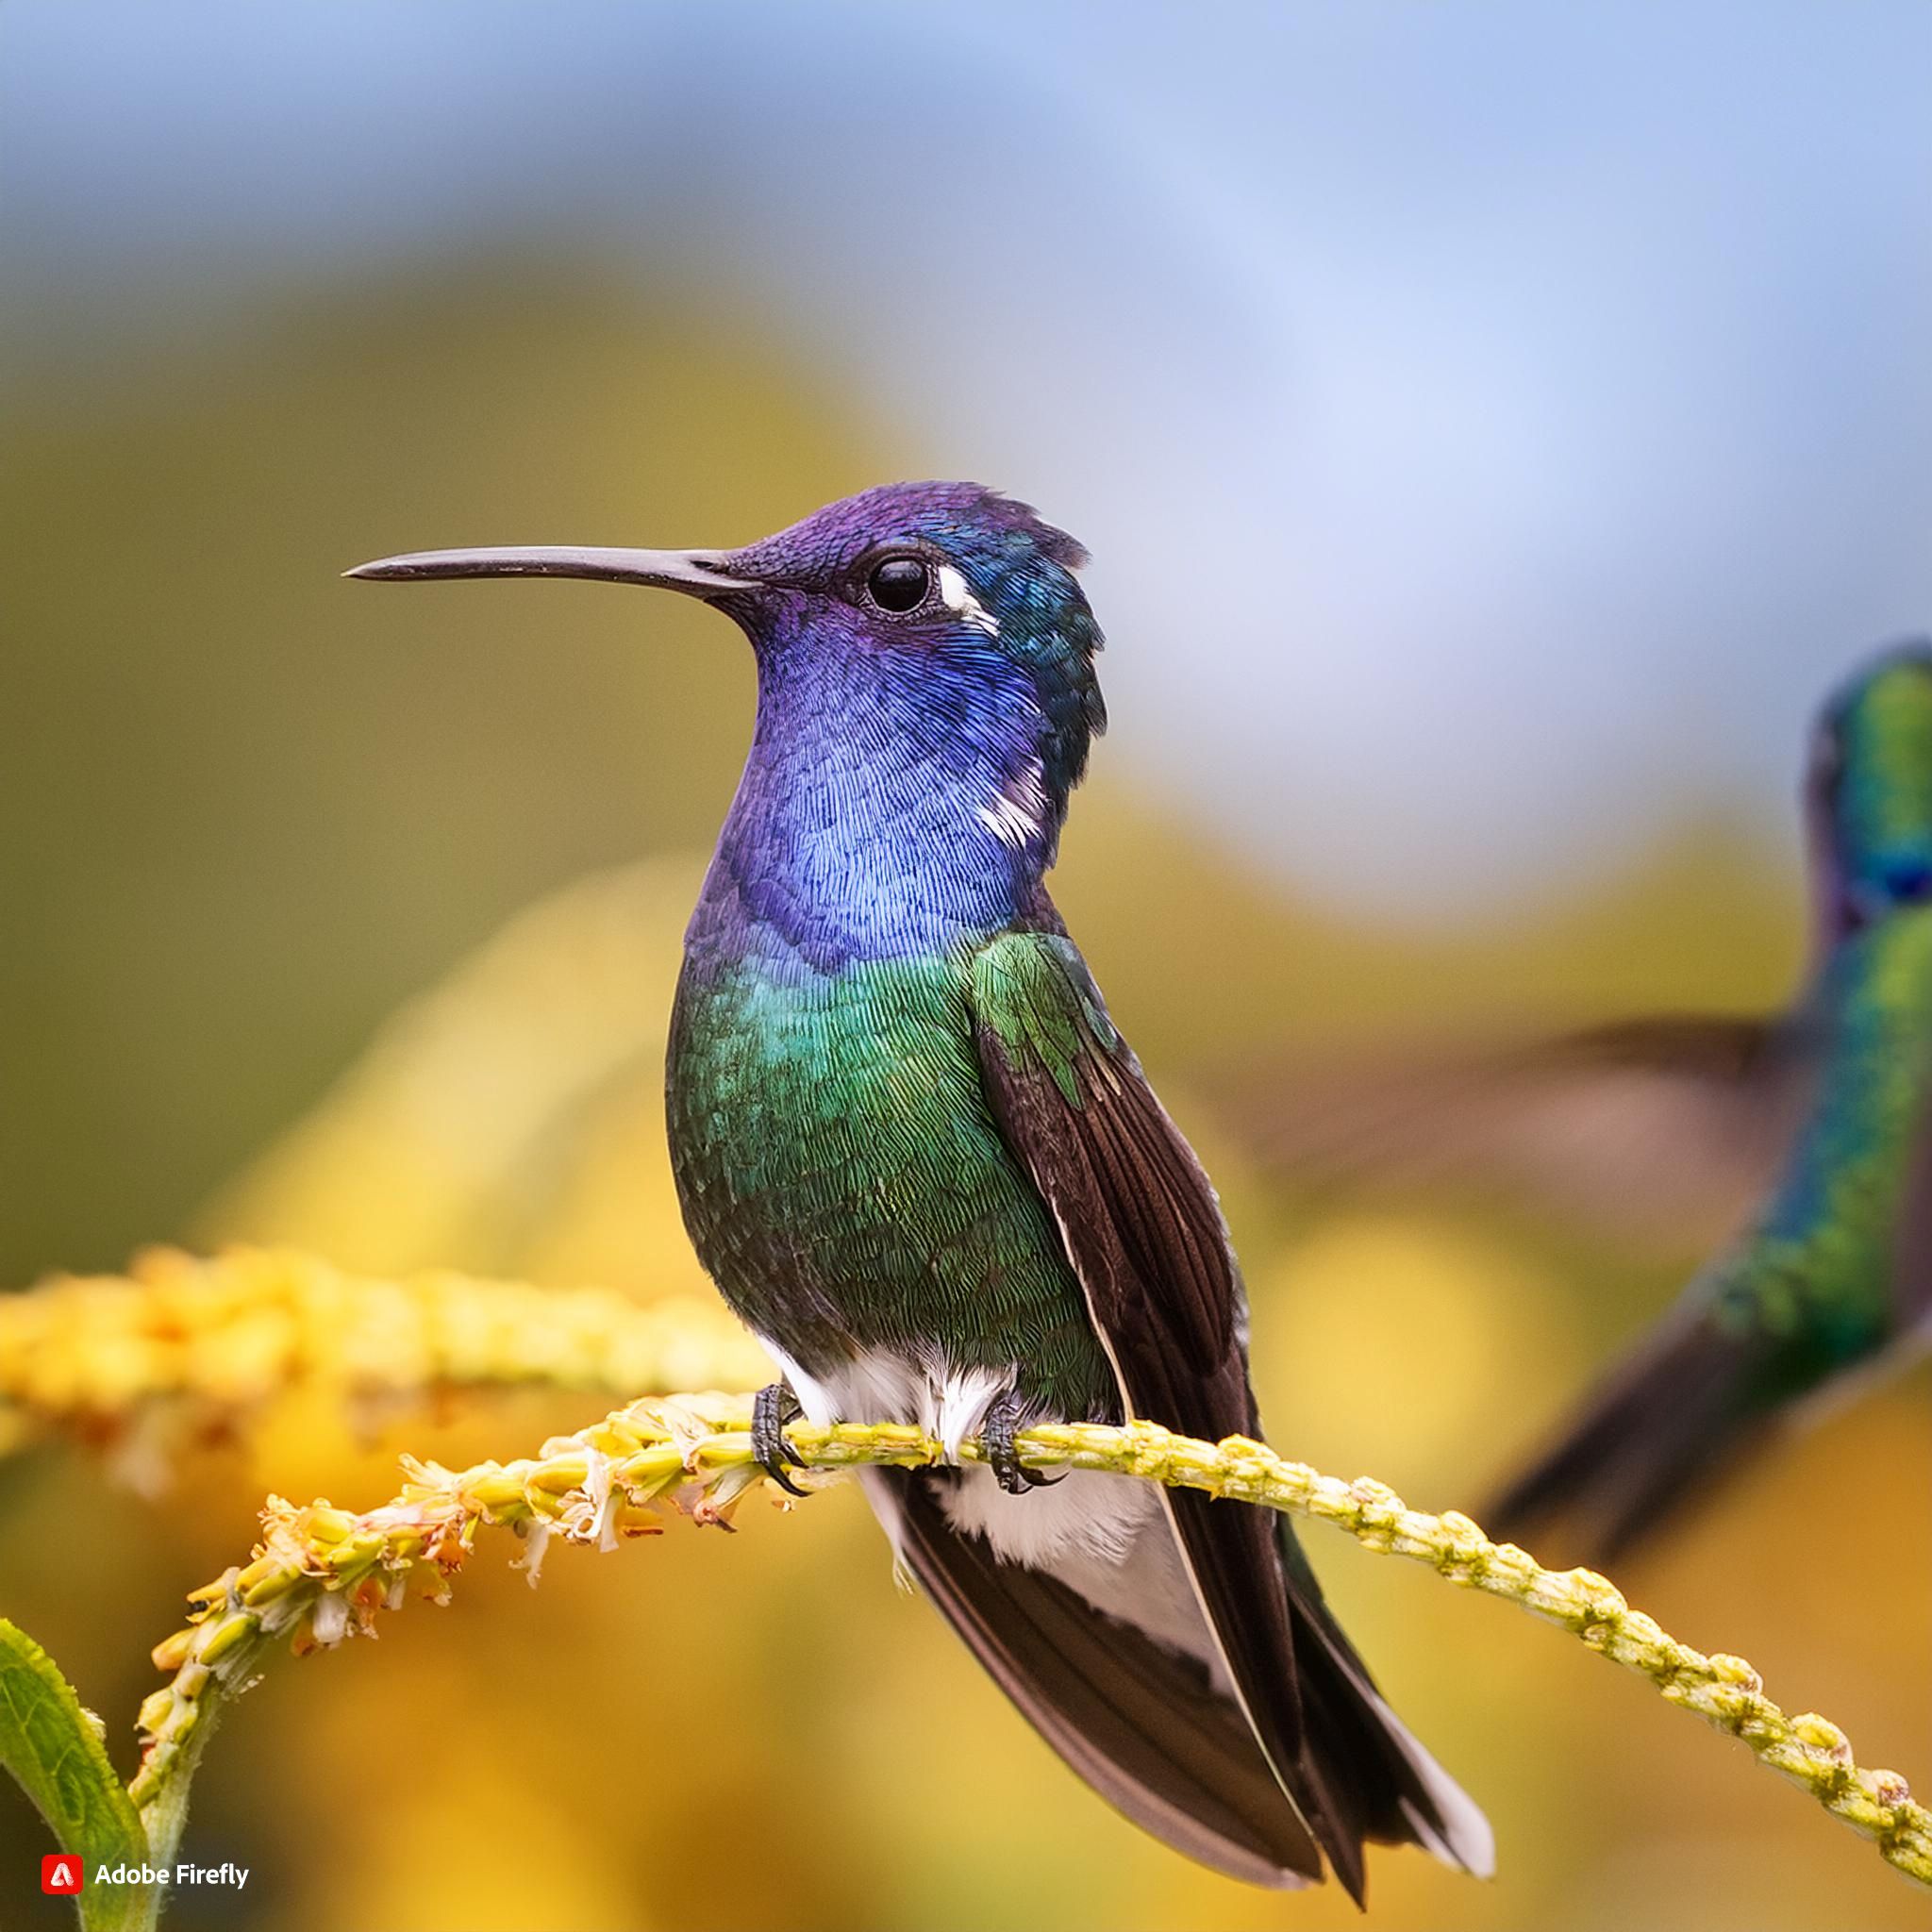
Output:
350 483 1491 1898
1236 645 1932 1557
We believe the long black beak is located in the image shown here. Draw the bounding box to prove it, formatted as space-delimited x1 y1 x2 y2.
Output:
343 545 757 595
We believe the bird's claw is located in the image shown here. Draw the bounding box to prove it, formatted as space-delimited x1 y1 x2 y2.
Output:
984 1392 1061 1495
752 1381 810 1497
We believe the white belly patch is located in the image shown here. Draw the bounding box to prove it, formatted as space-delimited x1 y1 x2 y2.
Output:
759 1338 1013 1462
764 1335 1226 1681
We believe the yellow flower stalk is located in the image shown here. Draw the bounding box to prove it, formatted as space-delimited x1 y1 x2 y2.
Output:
134 1396 1931 1890
0 1247 771 1469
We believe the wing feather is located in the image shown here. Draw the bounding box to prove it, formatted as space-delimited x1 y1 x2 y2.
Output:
969 930 1490 1898
1218 1011 1818 1250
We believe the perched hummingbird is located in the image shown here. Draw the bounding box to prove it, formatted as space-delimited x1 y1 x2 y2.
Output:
351 483 1491 1897
1238 646 1932 1557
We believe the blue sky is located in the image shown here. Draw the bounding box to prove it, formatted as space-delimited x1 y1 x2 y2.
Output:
8 1 1930 920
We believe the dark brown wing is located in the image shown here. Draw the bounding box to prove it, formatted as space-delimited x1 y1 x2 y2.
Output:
1217 1011 1819 1250
969 932 1489 1900
1481 1298 1778 1556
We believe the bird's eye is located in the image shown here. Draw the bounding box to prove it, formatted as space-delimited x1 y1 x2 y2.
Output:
865 556 930 614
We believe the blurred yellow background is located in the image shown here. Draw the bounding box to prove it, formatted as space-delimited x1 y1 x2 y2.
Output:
6 7 1932 1929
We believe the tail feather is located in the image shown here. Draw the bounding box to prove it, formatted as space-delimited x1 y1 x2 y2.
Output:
1290 1558 1495 1880
864 1466 1490 1898
866 1467 1323 1889
1486 1307 1771 1557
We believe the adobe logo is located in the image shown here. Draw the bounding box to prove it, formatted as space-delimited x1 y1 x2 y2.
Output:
42 1853 83 1894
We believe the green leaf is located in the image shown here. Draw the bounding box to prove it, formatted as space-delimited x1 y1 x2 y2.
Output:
0 1621 155 1932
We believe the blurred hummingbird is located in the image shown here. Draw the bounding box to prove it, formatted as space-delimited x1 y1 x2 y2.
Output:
1235 646 1932 1557
350 483 1491 1898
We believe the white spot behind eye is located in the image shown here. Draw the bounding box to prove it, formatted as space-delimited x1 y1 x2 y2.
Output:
937 562 1000 637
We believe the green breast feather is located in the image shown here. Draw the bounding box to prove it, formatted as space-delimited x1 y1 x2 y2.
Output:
1710 903 1932 1385
665 940 1118 1419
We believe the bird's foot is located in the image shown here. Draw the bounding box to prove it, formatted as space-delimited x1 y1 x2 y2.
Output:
982 1391 1062 1495
752 1381 811 1497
